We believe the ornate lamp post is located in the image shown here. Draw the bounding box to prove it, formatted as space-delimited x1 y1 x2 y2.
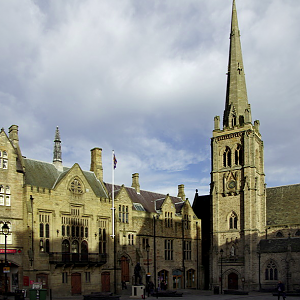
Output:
257 244 261 291
220 249 224 294
2 222 10 300
146 243 150 296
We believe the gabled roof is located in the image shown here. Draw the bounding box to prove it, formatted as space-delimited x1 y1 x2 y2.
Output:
105 183 184 213
24 158 108 198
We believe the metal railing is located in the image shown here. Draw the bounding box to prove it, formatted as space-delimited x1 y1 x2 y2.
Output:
49 252 107 264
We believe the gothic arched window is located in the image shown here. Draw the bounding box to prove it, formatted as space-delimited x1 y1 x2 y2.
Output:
235 145 243 165
265 260 278 281
229 212 238 229
223 147 231 168
276 231 283 238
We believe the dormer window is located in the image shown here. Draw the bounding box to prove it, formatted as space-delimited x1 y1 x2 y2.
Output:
0 150 8 169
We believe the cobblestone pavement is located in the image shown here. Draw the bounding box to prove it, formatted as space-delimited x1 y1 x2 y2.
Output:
48 290 300 300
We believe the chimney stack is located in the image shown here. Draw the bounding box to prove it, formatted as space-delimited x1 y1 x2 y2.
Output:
177 184 186 201
90 148 103 182
8 125 19 147
131 173 140 193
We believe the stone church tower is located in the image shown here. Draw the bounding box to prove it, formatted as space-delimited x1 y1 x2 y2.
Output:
210 0 266 291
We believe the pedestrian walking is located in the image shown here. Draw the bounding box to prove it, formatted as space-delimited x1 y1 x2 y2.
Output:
277 280 286 300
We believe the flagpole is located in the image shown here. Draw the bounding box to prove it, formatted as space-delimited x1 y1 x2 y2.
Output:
111 150 115 238
111 150 117 294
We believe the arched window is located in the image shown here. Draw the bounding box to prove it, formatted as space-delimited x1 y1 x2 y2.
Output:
265 260 278 280
295 230 300 236
231 114 237 127
223 147 231 167
276 231 283 238
62 239 70 262
235 145 243 165
45 224 50 238
72 240 79 261
229 212 238 229
81 241 88 261
40 224 44 238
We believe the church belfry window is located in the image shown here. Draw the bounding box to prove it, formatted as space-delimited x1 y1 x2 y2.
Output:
229 212 238 229
223 147 231 168
235 145 243 165
231 114 237 127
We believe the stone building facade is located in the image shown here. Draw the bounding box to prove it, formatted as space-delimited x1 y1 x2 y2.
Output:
0 125 201 296
193 0 300 293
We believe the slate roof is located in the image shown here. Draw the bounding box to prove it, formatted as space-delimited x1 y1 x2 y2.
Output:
24 158 61 189
259 238 300 253
266 184 300 226
105 183 185 213
24 158 108 198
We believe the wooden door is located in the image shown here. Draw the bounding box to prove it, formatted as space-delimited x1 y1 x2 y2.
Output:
121 256 129 282
101 272 110 292
228 272 238 290
71 273 81 295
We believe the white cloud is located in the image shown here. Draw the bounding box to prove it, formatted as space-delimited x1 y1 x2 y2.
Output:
1 0 300 203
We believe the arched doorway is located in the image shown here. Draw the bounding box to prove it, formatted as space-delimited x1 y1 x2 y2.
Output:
172 270 182 289
120 256 129 282
186 269 195 288
228 272 238 290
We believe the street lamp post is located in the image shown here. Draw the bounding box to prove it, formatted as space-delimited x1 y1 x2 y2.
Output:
153 215 159 293
257 246 261 291
220 249 224 294
2 222 10 300
146 244 150 296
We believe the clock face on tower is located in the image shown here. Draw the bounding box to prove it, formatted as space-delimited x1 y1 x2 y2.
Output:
228 180 236 189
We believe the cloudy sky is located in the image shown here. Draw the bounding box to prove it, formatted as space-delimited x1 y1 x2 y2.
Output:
1 0 300 203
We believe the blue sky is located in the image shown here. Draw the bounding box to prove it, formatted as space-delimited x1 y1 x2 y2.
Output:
1 0 300 203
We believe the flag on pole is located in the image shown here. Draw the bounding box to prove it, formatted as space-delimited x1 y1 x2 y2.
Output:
113 154 117 169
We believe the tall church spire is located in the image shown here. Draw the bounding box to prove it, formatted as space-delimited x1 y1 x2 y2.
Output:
53 126 63 171
223 0 251 128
